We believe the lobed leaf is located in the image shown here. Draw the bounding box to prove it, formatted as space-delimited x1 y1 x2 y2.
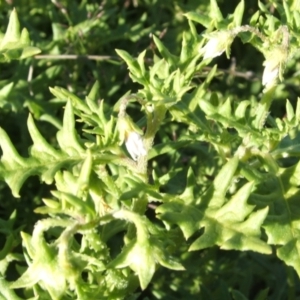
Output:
157 159 271 254
261 162 300 276
0 101 87 197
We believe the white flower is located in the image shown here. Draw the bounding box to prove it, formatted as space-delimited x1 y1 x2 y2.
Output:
201 37 222 59
199 31 234 60
262 63 279 87
262 47 287 89
125 131 147 161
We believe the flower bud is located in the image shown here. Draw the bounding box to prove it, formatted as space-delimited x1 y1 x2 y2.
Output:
262 47 287 88
199 31 235 60
118 115 147 161
125 131 147 161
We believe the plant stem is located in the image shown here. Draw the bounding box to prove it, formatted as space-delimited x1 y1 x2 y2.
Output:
138 104 167 176
253 86 276 129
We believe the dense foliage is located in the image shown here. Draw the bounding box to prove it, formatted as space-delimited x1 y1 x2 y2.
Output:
1 0 300 299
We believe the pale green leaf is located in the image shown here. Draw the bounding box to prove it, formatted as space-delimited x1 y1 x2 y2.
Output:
56 100 84 156
0 9 20 49
233 0 245 26
184 12 211 28
0 277 22 300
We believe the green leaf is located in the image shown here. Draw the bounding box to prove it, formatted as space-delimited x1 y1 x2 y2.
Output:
28 114 63 162
137 50 147 77
158 159 271 254
0 9 40 61
115 49 141 76
109 239 155 290
111 210 184 290
0 277 22 300
262 162 300 276
152 35 177 66
180 167 196 203
233 0 245 27
19 46 41 59
86 80 100 105
20 28 30 45
157 201 202 239
11 232 67 299
0 9 20 48
258 1 269 13
56 100 84 156
184 12 211 28
218 98 232 119
0 101 88 197
49 86 90 115
283 1 292 24
0 127 35 197
286 100 294 122
210 0 223 23
190 183 270 253
0 211 18 261
235 100 250 119
201 157 239 207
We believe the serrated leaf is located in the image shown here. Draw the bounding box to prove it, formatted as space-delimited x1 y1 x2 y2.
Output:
261 162 300 276
0 101 88 196
28 114 63 161
215 182 254 222
201 157 239 207
56 100 84 156
109 239 155 290
219 98 232 119
189 199 270 253
235 100 250 119
0 127 28 168
158 162 270 254
276 238 300 275
0 128 37 197
199 98 216 116
11 234 67 299
157 201 202 239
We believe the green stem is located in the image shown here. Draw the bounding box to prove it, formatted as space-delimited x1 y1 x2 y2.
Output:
138 104 167 176
123 103 167 240
0 277 22 300
94 165 121 209
234 25 267 42
253 86 276 129
113 209 149 243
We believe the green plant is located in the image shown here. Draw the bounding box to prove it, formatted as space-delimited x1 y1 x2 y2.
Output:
2 1 300 299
